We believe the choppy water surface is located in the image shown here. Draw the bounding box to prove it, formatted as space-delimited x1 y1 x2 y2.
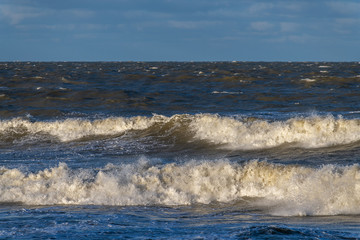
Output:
1 62 360 239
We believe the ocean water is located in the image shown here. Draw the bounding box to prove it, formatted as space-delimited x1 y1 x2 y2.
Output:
1 61 360 239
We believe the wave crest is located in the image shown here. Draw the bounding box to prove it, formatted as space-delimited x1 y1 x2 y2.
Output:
1 114 360 149
1 159 360 216
191 114 360 149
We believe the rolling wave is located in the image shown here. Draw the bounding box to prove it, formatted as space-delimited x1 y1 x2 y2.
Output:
1 114 360 149
1 159 359 216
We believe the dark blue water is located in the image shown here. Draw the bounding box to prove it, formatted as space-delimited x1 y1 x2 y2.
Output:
1 62 360 239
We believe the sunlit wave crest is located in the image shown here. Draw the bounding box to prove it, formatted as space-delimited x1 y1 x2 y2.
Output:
1 159 360 216
1 114 360 149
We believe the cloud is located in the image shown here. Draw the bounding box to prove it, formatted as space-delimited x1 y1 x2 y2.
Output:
268 34 316 44
287 34 314 43
250 21 274 31
280 22 299 32
205 9 243 18
205 2 276 19
42 23 108 31
328 1 360 15
335 18 360 25
123 10 171 19
0 4 46 25
333 18 360 34
168 20 219 29
0 1 96 26
281 2 304 11
65 9 94 18
247 2 274 15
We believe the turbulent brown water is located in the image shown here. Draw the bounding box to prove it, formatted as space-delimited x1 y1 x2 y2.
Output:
1 62 360 239
1 62 360 118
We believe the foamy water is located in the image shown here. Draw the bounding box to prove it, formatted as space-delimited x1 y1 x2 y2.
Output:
2 114 360 150
1 62 360 239
0 116 156 142
191 114 360 149
1 159 360 216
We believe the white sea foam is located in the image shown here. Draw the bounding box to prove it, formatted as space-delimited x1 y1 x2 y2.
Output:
1 159 360 216
190 114 360 149
212 91 242 94
301 78 316 82
0 116 161 142
2 114 360 149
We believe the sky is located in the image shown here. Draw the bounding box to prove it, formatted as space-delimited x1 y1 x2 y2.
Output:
0 0 359 61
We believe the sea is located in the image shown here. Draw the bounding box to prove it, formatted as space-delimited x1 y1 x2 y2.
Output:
1 61 360 239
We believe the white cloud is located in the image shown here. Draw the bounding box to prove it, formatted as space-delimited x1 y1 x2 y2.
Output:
64 9 95 18
206 3 275 19
205 9 243 18
280 22 298 32
333 18 360 34
281 2 304 11
43 23 107 31
0 2 97 27
287 34 313 43
268 34 316 44
328 1 360 15
43 24 76 31
250 21 274 31
247 3 274 15
168 20 219 29
123 10 172 19
335 18 360 25
0 4 46 25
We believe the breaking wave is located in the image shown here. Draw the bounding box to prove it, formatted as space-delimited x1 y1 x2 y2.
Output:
1 159 360 216
1 114 360 149
190 114 360 149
